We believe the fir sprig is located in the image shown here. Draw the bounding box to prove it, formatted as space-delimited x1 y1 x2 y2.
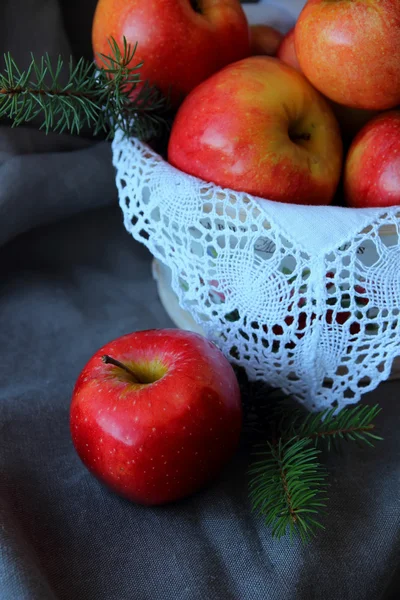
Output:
0 38 171 140
293 404 382 450
250 438 327 542
248 402 382 542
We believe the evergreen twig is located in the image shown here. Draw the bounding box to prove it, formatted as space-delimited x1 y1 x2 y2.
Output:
293 404 382 450
0 37 171 141
249 438 327 542
248 401 382 542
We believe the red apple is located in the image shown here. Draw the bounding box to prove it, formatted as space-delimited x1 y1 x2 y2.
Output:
92 0 250 106
277 27 377 141
277 28 301 72
168 56 343 205
250 24 283 57
295 0 400 110
344 111 400 208
70 329 242 505
326 310 361 335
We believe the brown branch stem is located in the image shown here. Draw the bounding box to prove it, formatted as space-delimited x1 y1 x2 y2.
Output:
271 445 298 524
0 86 91 98
303 424 375 441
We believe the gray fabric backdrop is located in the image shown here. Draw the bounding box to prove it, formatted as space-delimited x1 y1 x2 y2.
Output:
0 2 399 599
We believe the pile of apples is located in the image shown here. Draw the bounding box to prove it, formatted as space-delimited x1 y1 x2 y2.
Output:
93 0 400 208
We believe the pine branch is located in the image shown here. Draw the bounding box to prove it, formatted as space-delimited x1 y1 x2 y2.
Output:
248 401 382 543
0 37 171 141
249 438 328 543
289 404 383 450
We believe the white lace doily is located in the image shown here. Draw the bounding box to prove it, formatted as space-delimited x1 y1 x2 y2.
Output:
112 133 399 412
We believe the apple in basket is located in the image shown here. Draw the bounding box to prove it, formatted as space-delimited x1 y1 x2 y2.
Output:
277 27 379 142
92 0 250 106
168 56 343 205
70 329 242 505
277 28 300 72
295 0 400 111
344 111 400 208
249 24 283 57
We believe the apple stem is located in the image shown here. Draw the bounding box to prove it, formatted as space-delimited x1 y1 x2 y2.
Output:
102 355 141 383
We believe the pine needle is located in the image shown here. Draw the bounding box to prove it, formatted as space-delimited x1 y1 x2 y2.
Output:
0 37 171 141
